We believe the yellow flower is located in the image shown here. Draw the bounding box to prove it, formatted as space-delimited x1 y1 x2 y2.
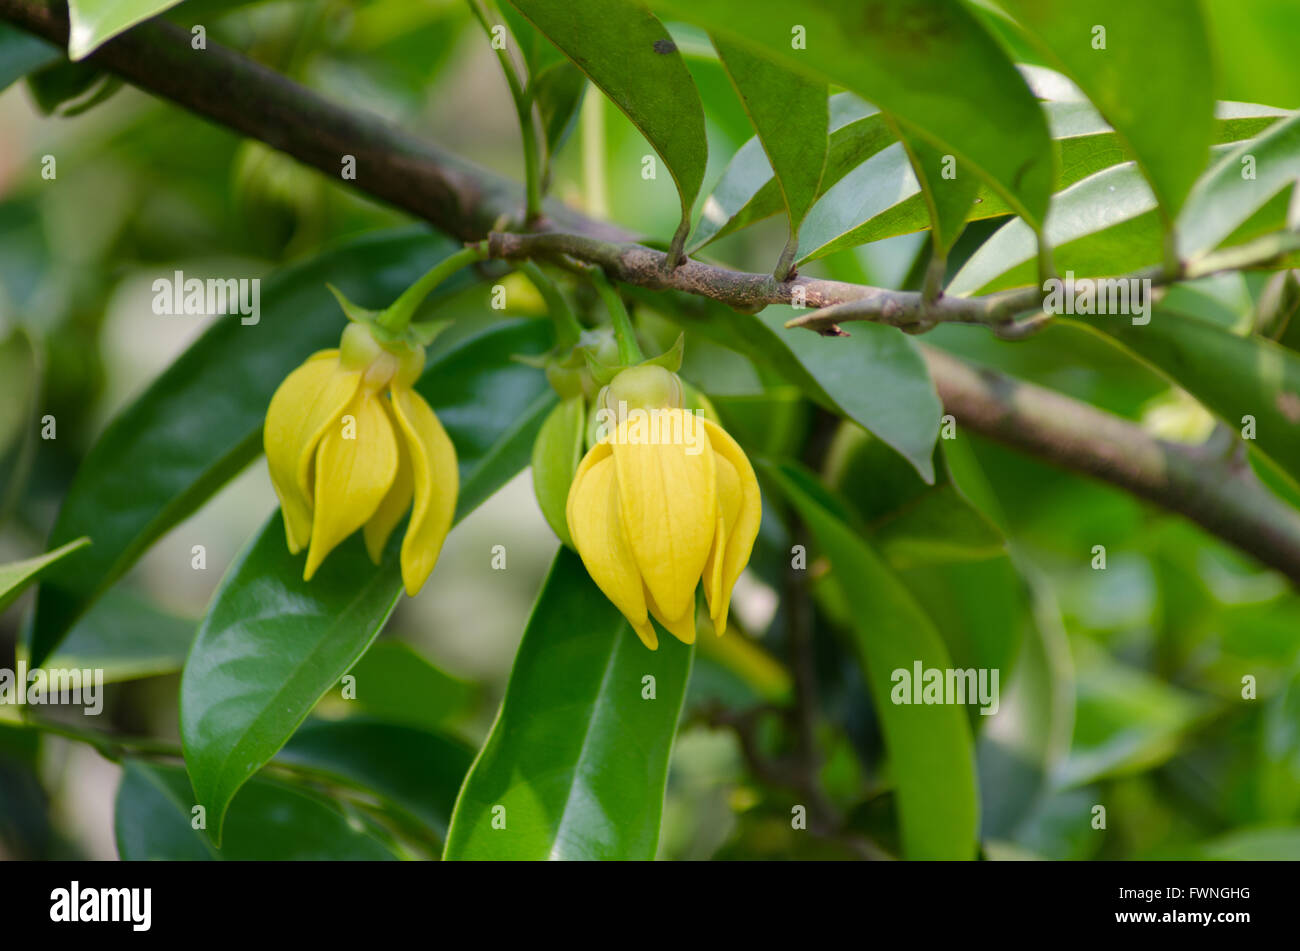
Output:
263 322 458 595
566 366 761 650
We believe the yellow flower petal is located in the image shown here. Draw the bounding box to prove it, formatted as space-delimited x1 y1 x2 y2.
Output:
703 514 726 617
610 409 716 623
304 391 398 580
263 350 360 553
568 449 655 649
389 386 458 596
702 452 742 624
701 420 762 635
566 439 611 540
363 395 414 565
645 583 696 645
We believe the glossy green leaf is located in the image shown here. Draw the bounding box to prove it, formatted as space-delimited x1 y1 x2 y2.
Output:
530 60 587 166
949 159 1161 295
801 103 1281 267
892 120 980 258
653 0 1053 229
0 22 61 92
331 641 478 732
28 229 480 668
500 0 566 78
1178 114 1300 259
765 462 979 859
0 538 89 617
114 760 397 860
531 395 585 547
508 0 708 253
999 0 1214 222
276 718 475 840
443 548 693 860
24 58 117 116
43 588 193 683
824 423 1003 568
1205 0 1300 110
67 0 185 60
181 319 555 845
950 140 1266 295
1081 304 1300 488
711 35 827 271
690 93 889 251
709 386 809 460
758 307 941 483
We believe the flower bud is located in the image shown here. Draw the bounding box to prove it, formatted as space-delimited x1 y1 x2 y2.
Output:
604 365 683 415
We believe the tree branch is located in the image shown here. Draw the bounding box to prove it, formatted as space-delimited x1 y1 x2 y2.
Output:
5 1 1300 583
925 349 1300 585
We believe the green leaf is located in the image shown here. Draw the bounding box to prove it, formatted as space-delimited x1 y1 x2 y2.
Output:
1082 304 1300 488
758 308 941 483
24 58 117 116
114 760 398 860
764 462 979 859
530 395 585 547
0 22 61 92
180 319 555 845
43 588 193 683
530 60 587 166
823 424 1003 568
1205 0 1300 110
652 0 1053 229
28 228 480 668
690 93 890 251
799 102 1281 267
508 0 708 255
500 0 567 78
711 35 827 272
949 158 1161 294
999 0 1214 223
329 641 478 732
66 0 185 61
0 538 89 618
891 120 980 259
1177 114 1300 259
276 718 474 840
443 548 693 860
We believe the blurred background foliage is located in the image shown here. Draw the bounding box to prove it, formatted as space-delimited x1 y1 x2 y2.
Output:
1 0 1298 860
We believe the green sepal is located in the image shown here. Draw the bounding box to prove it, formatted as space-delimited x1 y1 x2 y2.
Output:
409 319 453 346
582 347 621 385
326 283 381 325
328 284 448 353
583 332 684 384
640 333 685 373
531 396 586 549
